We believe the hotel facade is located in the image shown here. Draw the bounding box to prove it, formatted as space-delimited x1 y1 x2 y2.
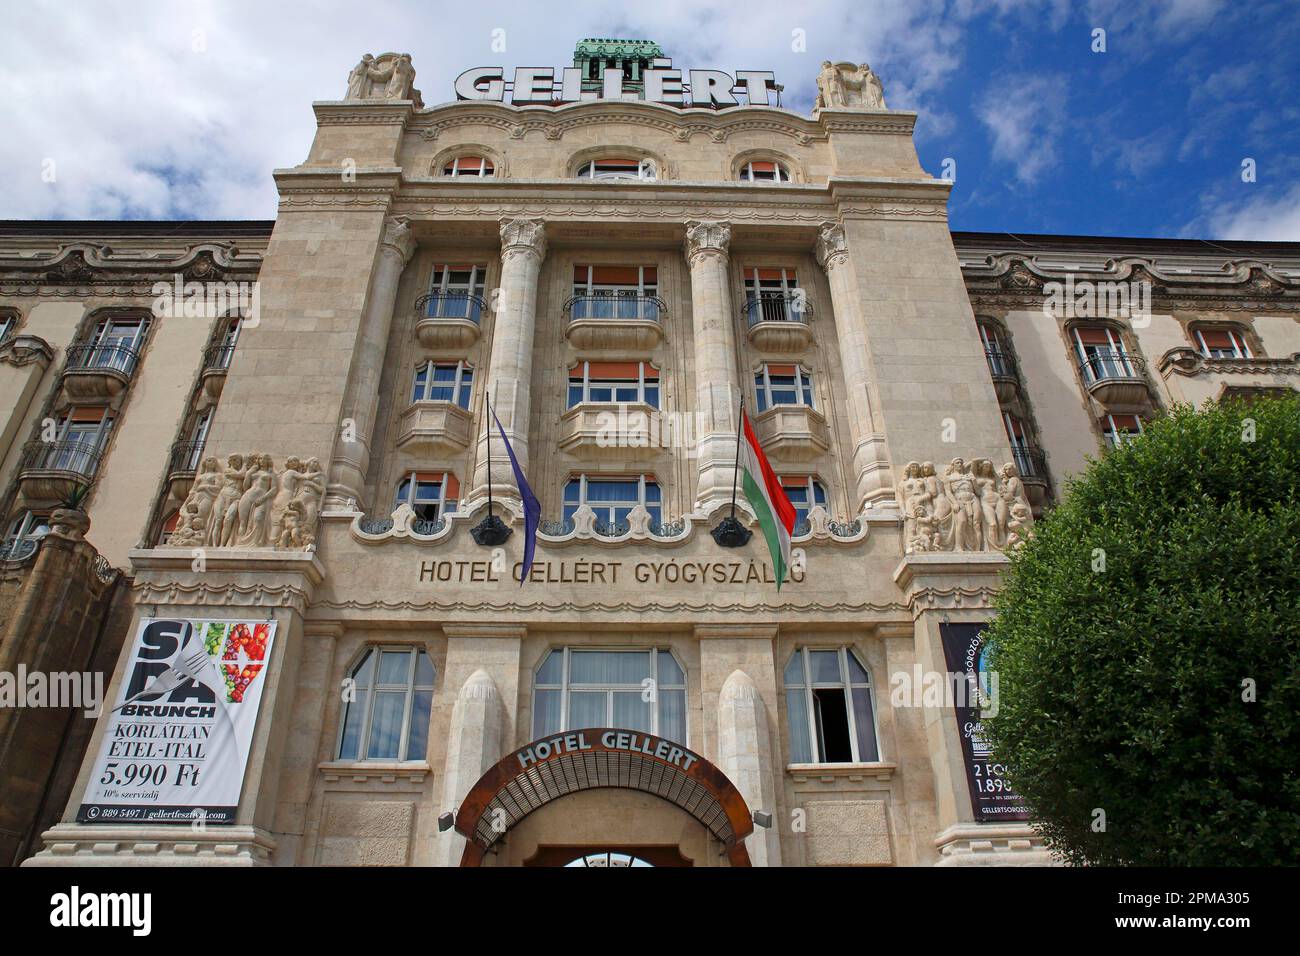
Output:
2 41 1298 867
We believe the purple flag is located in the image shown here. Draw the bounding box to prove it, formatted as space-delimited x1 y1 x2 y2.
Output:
491 406 540 586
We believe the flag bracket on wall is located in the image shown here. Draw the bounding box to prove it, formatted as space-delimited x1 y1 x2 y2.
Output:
711 514 752 548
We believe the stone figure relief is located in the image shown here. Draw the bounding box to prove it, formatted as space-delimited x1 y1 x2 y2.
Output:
344 52 423 105
897 458 1034 554
815 61 887 110
167 453 328 551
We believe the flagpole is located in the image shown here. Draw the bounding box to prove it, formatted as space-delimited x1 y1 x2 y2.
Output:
485 395 494 518
711 390 753 548
471 391 511 546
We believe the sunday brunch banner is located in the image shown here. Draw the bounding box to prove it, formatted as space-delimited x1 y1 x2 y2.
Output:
78 618 277 825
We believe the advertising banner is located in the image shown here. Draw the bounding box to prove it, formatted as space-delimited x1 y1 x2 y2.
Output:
77 617 277 825
939 622 1030 823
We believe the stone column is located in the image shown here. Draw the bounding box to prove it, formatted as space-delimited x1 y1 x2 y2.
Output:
684 220 742 511
470 218 547 500
325 216 416 510
717 669 782 866
816 221 895 510
433 669 502 867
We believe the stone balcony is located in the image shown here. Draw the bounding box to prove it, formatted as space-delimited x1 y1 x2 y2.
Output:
396 401 474 455
1077 350 1153 413
558 403 663 459
165 440 205 500
1157 347 1300 403
751 404 831 462
59 343 140 401
198 344 234 408
564 294 665 351
17 439 103 501
414 292 486 350
743 293 814 353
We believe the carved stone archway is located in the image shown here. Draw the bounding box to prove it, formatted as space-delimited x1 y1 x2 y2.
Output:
455 728 754 866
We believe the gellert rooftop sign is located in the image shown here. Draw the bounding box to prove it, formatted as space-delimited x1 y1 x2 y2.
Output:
455 64 780 108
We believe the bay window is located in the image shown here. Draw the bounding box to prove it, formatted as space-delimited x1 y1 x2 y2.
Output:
567 361 659 408
533 647 686 746
337 647 435 762
784 647 879 764
411 360 473 408
393 472 459 521
755 364 815 412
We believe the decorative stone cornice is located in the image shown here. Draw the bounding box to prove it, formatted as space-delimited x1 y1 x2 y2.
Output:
815 221 849 271
0 334 53 368
313 101 416 127
498 217 547 262
684 219 731 266
26 824 278 866
1158 347 1300 378
411 99 833 147
0 241 260 291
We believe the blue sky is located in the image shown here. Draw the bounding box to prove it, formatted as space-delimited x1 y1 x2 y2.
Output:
2 0 1297 240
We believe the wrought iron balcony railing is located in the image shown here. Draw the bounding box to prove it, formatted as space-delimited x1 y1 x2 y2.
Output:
1078 349 1147 384
0 535 39 562
1010 444 1048 481
984 347 1019 380
204 344 235 371
168 440 206 475
742 291 812 326
64 342 141 378
416 291 487 323
20 438 105 480
565 291 665 322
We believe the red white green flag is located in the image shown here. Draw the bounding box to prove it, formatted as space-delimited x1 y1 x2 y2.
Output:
739 409 798 589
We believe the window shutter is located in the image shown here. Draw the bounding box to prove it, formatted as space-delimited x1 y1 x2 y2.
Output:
1075 326 1113 345
589 266 642 285
766 363 798 377
69 406 108 423
443 474 460 499
586 361 643 378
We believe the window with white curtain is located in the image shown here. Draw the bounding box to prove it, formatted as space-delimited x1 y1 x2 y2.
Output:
532 648 686 745
783 647 879 764
337 647 435 762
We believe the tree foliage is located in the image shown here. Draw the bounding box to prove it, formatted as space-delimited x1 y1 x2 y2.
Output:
983 397 1299 865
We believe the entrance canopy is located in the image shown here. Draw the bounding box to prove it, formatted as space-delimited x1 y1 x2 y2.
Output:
455 728 754 866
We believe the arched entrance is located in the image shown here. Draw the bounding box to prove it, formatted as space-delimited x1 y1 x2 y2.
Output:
455 728 754 866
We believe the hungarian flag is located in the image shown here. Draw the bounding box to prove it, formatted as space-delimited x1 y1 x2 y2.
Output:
739 409 797 588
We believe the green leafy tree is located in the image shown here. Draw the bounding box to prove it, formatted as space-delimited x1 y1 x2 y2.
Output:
983 397 1299 865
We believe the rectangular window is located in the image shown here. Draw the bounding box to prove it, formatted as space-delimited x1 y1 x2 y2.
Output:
743 267 802 323
755 364 814 412
84 317 147 374
337 647 435 763
411 361 473 408
1073 326 1133 382
532 647 686 745
781 476 827 527
1102 414 1143 448
567 361 659 408
563 474 661 529
426 263 486 320
784 647 879 765
570 265 659 320
0 314 13 341
394 472 459 521
1196 328 1251 359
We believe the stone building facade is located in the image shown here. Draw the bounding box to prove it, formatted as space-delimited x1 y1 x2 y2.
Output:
2 43 1298 867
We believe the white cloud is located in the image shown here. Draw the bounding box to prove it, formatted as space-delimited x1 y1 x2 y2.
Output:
0 0 1010 220
976 74 1067 185
1195 182 1300 241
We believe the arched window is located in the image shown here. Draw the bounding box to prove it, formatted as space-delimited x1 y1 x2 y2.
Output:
533 647 686 745
738 160 791 183
754 364 815 411
411 359 473 408
977 320 1014 377
576 157 656 180
443 155 494 177
393 472 458 520
2 510 49 560
784 647 879 764
337 647 435 762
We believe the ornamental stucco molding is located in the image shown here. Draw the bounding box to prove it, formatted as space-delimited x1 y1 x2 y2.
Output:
1158 347 1300 377
498 217 547 261
905 586 1002 619
684 219 731 265
815 221 849 271
133 581 312 611
391 197 839 225
308 597 910 617
379 215 416 265
0 241 260 285
411 99 837 146
0 334 53 368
